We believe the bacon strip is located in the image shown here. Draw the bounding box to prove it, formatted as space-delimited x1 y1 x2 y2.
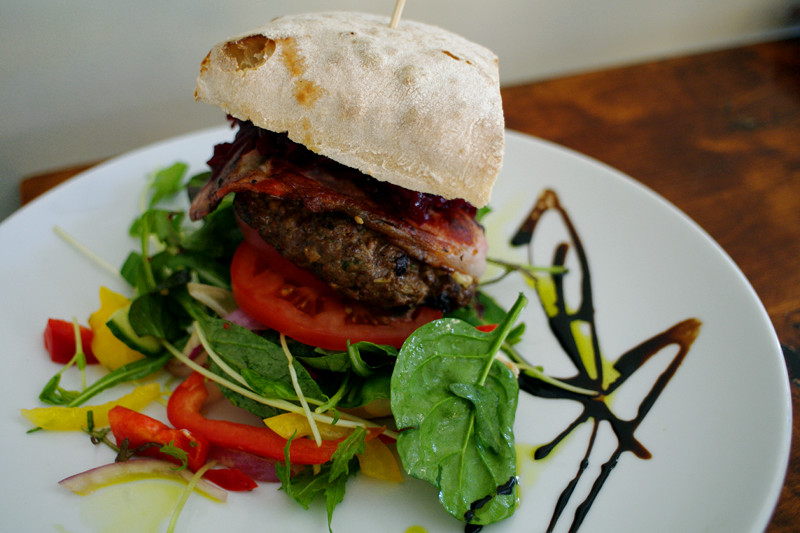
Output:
189 148 487 279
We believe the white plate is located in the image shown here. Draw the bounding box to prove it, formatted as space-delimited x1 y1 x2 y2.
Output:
0 127 790 533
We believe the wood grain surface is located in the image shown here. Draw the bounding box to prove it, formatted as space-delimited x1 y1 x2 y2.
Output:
501 38 800 532
19 37 799 531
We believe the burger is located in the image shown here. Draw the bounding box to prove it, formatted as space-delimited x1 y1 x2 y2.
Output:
189 12 504 351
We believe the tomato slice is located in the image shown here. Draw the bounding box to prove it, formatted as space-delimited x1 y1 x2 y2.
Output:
229 239 441 350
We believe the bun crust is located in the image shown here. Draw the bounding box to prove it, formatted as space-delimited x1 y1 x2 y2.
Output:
195 12 504 207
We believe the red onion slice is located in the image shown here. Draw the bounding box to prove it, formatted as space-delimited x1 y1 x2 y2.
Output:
59 458 228 502
223 308 268 331
207 446 290 483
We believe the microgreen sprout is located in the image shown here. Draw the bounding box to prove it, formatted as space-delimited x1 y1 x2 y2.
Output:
481 256 568 288
53 226 125 282
166 460 217 533
280 333 323 446
83 411 118 451
37 318 91 408
164 331 393 437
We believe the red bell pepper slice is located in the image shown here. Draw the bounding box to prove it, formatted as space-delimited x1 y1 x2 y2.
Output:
203 468 258 491
44 318 99 365
167 372 383 465
108 405 210 472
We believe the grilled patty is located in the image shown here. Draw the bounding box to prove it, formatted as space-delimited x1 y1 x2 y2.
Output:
234 192 475 312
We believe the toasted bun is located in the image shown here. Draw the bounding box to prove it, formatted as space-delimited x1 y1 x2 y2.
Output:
195 12 504 207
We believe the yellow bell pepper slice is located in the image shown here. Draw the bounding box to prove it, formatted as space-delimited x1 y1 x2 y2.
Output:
21 382 161 430
357 437 403 483
88 287 145 370
263 412 352 441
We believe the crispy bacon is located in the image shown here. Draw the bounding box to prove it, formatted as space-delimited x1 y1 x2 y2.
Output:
190 124 487 279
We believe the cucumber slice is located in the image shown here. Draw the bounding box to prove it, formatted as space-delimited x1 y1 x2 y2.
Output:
106 304 162 356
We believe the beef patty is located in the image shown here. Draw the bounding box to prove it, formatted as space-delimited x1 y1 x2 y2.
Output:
234 192 475 312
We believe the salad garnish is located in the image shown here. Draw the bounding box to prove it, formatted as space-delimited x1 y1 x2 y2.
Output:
24 162 584 531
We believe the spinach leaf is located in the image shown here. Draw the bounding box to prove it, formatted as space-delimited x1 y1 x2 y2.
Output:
298 341 397 375
449 383 501 453
179 198 242 262
391 294 526 527
196 315 327 418
295 350 351 373
296 341 397 410
338 373 391 409
345 342 397 376
165 251 233 289
129 284 191 342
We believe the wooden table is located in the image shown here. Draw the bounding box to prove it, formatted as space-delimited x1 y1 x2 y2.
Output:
20 38 799 530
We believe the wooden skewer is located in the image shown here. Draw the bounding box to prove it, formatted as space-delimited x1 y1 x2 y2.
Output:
389 0 406 28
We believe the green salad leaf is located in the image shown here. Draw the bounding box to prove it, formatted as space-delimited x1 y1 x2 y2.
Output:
391 293 526 527
447 290 526 346
37 354 170 409
277 427 367 532
121 163 242 347
146 162 189 208
297 341 397 376
294 341 398 411
196 315 327 418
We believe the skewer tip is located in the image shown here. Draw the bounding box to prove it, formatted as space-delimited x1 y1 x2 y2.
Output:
389 0 406 28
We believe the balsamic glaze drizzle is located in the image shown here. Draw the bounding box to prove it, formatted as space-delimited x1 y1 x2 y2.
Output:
464 476 518 532
511 190 702 533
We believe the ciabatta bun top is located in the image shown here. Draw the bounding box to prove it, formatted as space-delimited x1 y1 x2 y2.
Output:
195 11 504 207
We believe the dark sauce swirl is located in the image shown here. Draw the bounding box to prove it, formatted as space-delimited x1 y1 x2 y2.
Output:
510 189 702 533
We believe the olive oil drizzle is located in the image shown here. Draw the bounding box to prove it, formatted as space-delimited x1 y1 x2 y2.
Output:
512 189 702 533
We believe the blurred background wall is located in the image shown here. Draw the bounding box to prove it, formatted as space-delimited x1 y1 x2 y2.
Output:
1 0 798 221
